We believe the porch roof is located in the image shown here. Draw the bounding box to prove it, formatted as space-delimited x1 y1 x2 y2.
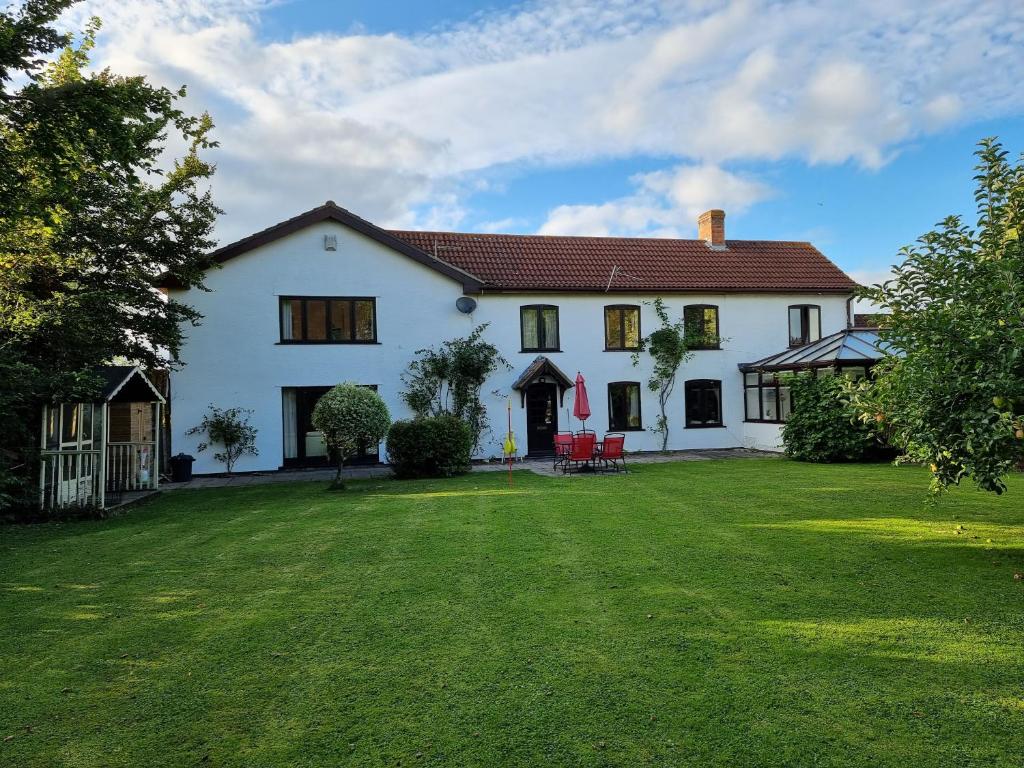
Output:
738 328 899 372
511 356 575 392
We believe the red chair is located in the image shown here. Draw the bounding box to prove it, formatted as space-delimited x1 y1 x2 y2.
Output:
553 432 574 470
563 433 597 473
599 433 626 473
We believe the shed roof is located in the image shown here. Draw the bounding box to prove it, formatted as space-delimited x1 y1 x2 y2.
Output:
739 328 898 372
95 366 165 403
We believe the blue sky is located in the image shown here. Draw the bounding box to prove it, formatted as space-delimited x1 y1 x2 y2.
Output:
73 0 1024 286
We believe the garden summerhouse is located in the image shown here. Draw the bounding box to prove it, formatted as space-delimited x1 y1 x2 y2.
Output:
39 366 165 511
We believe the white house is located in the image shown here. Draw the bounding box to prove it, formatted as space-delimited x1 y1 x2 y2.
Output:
163 202 865 475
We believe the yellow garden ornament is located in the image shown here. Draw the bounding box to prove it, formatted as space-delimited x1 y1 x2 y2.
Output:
504 395 516 486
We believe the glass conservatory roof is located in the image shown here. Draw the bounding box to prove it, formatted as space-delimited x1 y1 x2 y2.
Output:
739 328 899 372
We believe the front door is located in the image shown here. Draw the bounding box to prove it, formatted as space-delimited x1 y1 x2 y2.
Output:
525 383 558 456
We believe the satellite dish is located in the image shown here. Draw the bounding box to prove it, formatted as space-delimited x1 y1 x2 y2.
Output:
456 297 477 314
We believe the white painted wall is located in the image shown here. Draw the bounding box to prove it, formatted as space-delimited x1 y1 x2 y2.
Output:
169 220 850 473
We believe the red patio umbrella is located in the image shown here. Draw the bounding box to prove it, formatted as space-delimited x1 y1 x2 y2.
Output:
573 371 591 432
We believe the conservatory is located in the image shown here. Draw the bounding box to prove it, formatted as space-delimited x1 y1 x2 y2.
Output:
739 327 896 423
39 365 165 511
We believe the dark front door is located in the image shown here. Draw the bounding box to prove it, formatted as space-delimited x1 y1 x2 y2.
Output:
525 383 558 455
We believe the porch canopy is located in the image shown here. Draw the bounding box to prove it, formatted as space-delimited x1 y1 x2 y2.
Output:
738 328 896 374
512 355 574 407
40 365 165 511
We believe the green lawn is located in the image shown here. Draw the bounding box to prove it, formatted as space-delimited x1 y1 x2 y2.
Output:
2 459 1023 767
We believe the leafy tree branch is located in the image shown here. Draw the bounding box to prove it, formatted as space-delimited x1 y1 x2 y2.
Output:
852 137 1024 494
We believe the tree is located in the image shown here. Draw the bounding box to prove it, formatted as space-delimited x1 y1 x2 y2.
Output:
853 138 1024 493
782 373 876 462
400 324 509 453
0 1 220 510
632 299 693 451
186 406 258 475
312 384 391 489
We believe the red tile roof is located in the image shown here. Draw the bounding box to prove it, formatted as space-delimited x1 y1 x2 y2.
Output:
387 230 857 293
157 201 858 295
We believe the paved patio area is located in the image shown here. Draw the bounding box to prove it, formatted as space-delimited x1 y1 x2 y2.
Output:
161 448 776 490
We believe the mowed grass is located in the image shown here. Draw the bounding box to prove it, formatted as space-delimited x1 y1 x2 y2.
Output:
2 460 1023 767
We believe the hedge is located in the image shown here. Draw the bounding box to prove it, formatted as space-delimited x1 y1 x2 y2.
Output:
386 416 474 479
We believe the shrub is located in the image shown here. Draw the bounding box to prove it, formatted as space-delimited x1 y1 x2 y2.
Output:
387 416 473 479
312 384 391 489
400 324 509 453
782 373 876 462
186 405 258 474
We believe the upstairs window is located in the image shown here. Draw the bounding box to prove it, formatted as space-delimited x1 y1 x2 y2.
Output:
684 304 721 350
608 382 642 430
280 297 377 343
685 379 723 427
520 305 560 351
604 305 640 350
789 305 821 347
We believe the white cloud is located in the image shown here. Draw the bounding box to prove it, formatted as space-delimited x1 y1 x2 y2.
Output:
540 163 773 236
65 0 1024 242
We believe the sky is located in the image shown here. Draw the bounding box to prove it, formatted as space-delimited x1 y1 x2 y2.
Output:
65 0 1024 289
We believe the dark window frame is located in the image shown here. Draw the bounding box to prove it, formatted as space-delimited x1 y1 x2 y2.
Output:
743 371 792 424
683 304 721 350
685 379 724 428
519 304 561 352
607 381 644 431
279 296 378 344
604 304 641 351
788 304 821 347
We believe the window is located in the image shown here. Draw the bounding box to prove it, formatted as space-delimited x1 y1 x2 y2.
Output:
280 297 377 343
788 304 821 347
608 382 642 430
840 366 868 381
685 379 723 427
520 305 560 351
743 371 794 423
60 403 79 445
604 305 640 350
684 305 720 349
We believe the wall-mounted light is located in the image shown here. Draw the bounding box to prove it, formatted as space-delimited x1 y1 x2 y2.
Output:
324 235 338 251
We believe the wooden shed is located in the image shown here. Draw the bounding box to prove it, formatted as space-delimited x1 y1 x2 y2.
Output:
39 366 165 511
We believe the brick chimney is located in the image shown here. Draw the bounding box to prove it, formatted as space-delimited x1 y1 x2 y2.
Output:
698 209 726 249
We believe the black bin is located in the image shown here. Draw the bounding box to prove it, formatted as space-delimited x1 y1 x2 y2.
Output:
169 453 195 483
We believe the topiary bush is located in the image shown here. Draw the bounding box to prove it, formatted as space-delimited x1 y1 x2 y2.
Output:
312 383 391 489
782 373 877 462
386 416 473 479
